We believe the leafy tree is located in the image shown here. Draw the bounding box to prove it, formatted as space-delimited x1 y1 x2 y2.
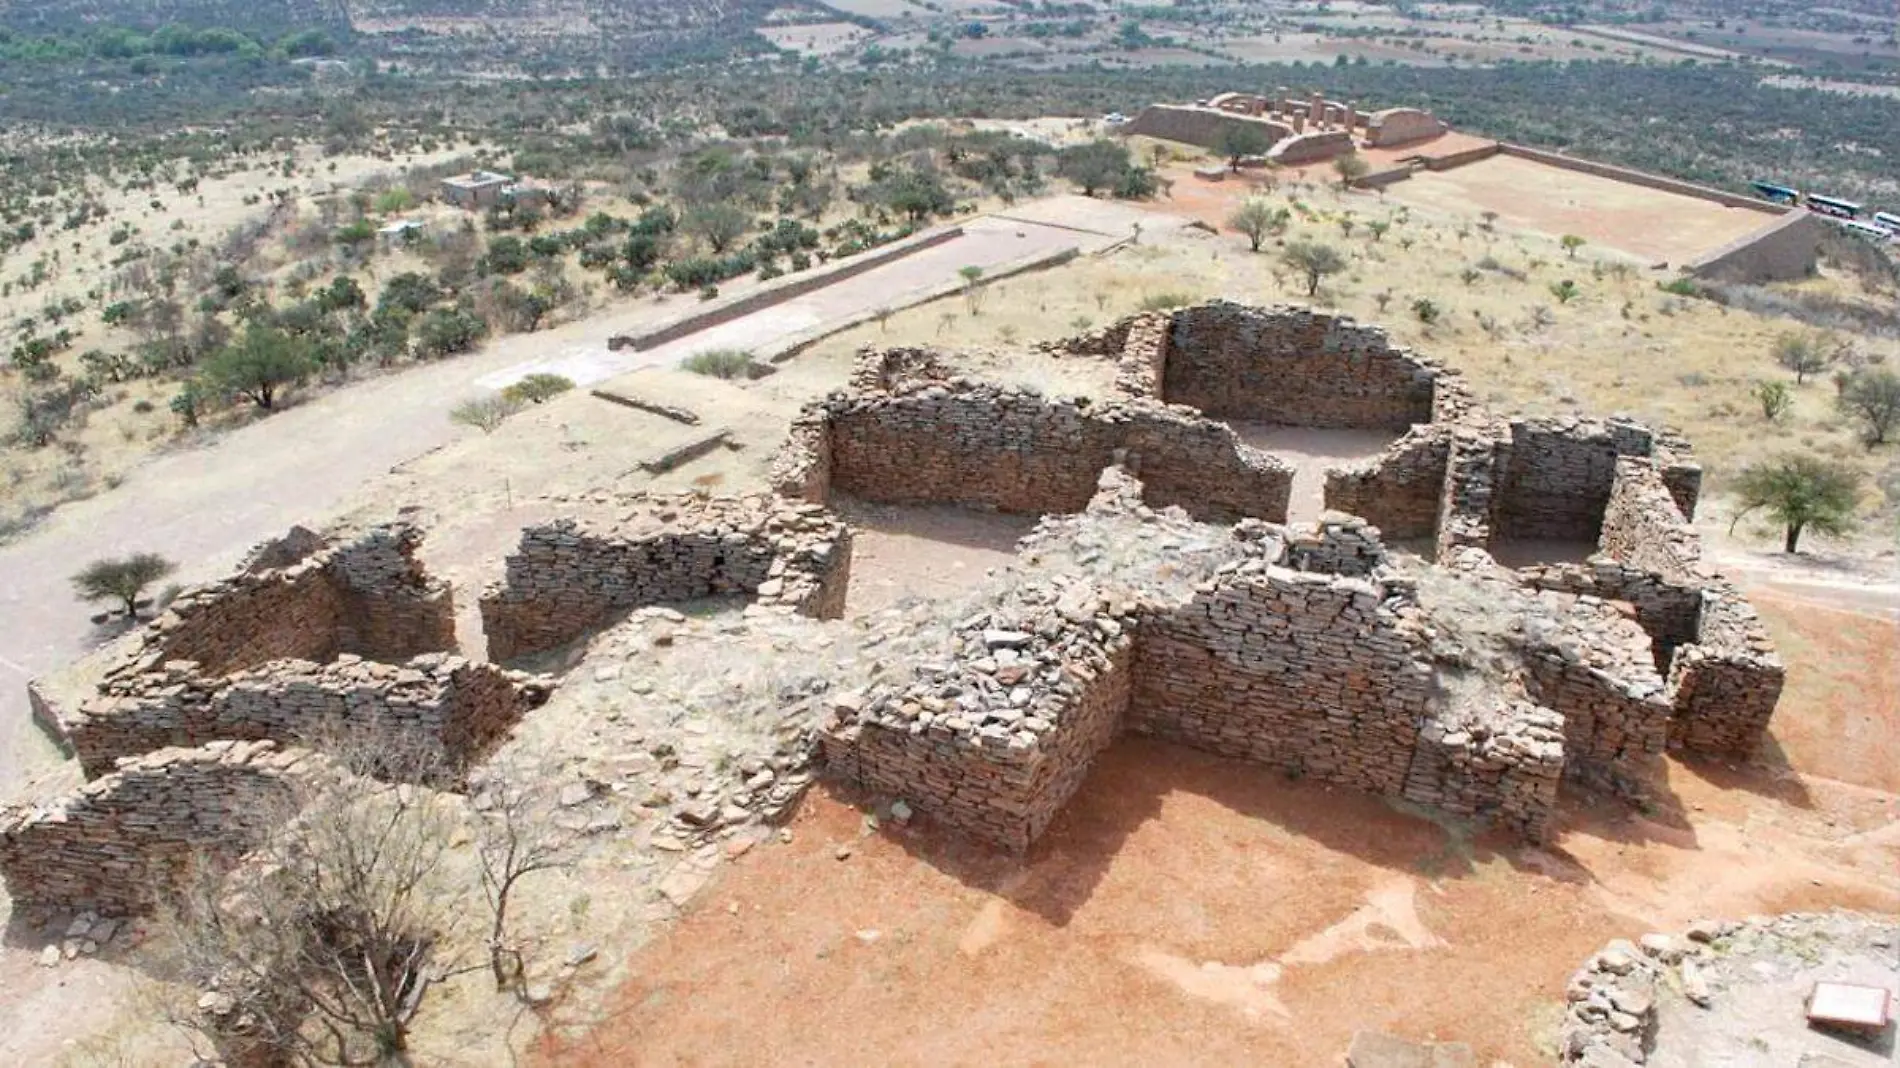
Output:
1228 199 1288 252
1215 125 1273 172
1057 141 1134 198
1773 332 1834 385
1836 367 1900 447
868 166 953 222
1731 454 1860 553
316 275 365 313
1549 279 1579 304
501 373 574 405
201 326 314 410
1412 297 1441 324
415 308 487 358
683 204 752 254
1281 240 1347 296
378 272 444 316
1332 152 1369 190
481 235 531 275
72 553 175 618
1751 380 1792 422
1561 234 1586 258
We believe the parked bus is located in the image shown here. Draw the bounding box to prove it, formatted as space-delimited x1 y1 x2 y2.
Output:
1807 193 1863 219
1842 220 1890 241
1873 211 1900 235
1751 180 1800 205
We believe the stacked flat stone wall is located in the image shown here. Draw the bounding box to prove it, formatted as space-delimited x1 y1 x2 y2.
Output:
1667 592 1782 758
1267 129 1354 165
125 523 453 679
1435 433 1501 558
1405 699 1564 840
480 495 850 661
1162 302 1443 430
1284 513 1387 576
67 654 540 780
1365 107 1445 147
773 365 1293 524
1493 419 1660 541
0 741 324 915
1517 559 1704 673
1130 568 1432 795
822 586 1139 851
1324 427 1452 540
1520 599 1673 788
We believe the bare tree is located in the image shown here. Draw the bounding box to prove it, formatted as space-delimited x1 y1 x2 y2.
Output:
162 740 467 1067
471 769 578 994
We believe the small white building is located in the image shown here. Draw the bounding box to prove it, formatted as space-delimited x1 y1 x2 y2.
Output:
376 218 426 247
440 170 515 209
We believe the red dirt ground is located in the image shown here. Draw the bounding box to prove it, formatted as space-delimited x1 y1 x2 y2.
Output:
539 581 1899 1067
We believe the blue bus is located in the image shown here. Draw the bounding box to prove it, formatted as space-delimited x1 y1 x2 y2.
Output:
1807 193 1862 220
1751 180 1800 205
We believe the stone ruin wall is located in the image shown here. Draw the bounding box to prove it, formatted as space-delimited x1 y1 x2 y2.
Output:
772 364 1294 525
1364 106 1445 147
129 523 455 679
64 653 541 781
1161 303 1448 430
1324 426 1453 542
1129 569 1431 797
480 494 852 661
0 741 325 915
1490 419 1702 543
1122 104 1293 153
1519 458 1784 759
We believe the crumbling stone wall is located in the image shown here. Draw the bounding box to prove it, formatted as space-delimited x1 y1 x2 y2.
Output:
1267 128 1354 165
1521 599 1673 788
772 362 1293 524
0 741 324 915
66 654 542 780
1324 426 1452 541
1667 592 1782 758
1283 513 1387 576
1162 302 1446 430
130 523 454 678
480 494 851 661
1405 698 1564 840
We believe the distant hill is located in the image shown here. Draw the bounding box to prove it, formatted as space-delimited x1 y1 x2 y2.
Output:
0 0 350 36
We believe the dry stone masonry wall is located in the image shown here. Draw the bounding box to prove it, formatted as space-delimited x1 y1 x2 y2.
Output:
65 653 545 781
0 741 329 915
480 493 851 661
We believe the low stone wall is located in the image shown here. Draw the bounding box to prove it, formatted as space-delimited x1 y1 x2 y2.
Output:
1498 143 1786 215
1493 419 1661 542
1422 142 1502 171
1521 598 1672 789
1684 207 1826 283
1667 592 1783 758
1406 698 1564 840
1600 457 1701 576
1324 427 1452 541
1161 302 1451 430
65 654 543 780
608 225 964 352
479 494 850 661
1123 104 1292 151
1517 559 1704 673
118 523 454 680
0 741 325 915
1284 513 1387 576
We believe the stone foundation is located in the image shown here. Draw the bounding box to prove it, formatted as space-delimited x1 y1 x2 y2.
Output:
480 493 851 661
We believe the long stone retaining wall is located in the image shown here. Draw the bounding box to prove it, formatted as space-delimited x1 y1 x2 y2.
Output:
1683 208 1827 283
1497 144 1786 214
608 225 964 352
479 494 851 661
1122 104 1293 151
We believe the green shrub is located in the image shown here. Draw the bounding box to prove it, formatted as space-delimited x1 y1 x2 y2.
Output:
681 349 756 379
500 373 574 405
